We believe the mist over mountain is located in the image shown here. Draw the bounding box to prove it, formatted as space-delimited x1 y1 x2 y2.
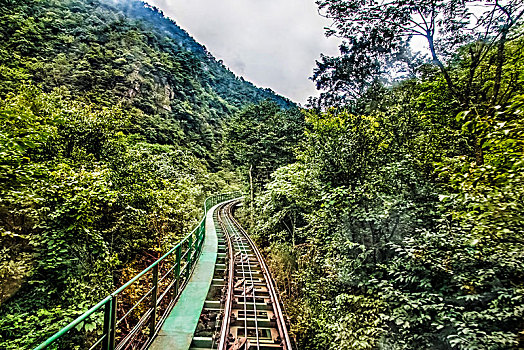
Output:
114 0 295 109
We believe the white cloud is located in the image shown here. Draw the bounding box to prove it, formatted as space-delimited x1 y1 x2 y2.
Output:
144 0 341 105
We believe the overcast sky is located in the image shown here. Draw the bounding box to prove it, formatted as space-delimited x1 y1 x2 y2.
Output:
144 0 341 105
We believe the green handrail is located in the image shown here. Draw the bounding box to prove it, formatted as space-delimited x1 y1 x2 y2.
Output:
34 191 241 350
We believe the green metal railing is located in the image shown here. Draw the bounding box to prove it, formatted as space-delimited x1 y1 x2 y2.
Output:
34 191 241 350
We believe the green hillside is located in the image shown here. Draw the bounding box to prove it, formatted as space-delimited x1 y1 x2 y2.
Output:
0 0 295 348
0 0 293 157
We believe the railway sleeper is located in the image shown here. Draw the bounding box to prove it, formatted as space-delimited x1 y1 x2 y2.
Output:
232 302 273 311
231 319 275 328
230 327 284 348
192 201 292 350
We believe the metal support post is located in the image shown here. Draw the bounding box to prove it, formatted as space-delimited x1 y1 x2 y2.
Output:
186 236 193 280
150 264 159 336
109 295 117 350
102 299 112 350
175 245 181 296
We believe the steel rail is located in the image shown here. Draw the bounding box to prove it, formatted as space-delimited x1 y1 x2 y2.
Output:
224 201 260 350
230 212 293 350
217 201 236 350
215 200 293 350
223 203 247 343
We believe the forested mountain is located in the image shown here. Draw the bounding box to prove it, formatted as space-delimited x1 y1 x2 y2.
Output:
0 0 295 348
2 0 523 349
118 1 293 110
0 0 293 157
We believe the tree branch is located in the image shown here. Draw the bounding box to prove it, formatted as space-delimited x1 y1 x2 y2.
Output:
427 34 461 104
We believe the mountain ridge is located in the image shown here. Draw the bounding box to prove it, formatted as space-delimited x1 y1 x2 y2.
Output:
103 0 295 109
0 0 296 164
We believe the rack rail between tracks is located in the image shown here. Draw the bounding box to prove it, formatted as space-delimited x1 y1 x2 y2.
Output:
215 200 293 350
34 192 241 350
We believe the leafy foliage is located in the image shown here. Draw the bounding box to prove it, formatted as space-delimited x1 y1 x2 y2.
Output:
0 84 239 348
223 101 305 193
250 34 524 348
0 0 294 163
312 0 524 112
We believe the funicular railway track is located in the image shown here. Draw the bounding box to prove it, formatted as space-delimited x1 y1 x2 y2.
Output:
192 200 293 350
34 194 292 350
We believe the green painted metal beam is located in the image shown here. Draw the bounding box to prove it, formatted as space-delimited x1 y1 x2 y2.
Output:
149 200 227 350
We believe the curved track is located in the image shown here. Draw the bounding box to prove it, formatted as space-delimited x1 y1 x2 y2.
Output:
214 200 293 350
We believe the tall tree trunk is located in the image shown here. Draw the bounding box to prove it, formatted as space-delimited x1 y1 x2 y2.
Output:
491 26 508 106
475 135 484 166
427 34 462 106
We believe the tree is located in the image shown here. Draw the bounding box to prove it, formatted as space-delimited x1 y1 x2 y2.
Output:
223 101 304 193
255 42 524 347
313 0 524 108
313 0 524 166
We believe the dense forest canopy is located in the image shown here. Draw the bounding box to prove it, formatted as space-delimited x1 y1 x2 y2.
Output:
231 1 524 349
1 0 523 349
312 0 523 110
